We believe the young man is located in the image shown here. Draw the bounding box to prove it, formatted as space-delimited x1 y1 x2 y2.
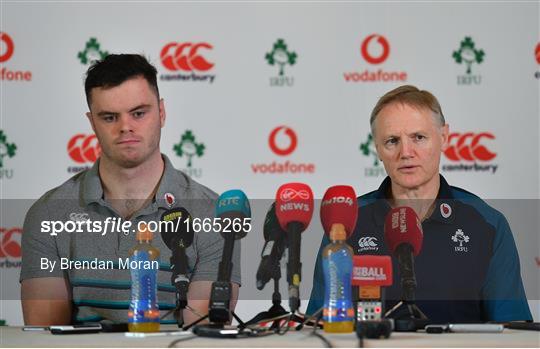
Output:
307 85 532 323
20 54 240 325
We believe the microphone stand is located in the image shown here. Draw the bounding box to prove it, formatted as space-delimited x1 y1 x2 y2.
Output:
385 244 429 331
246 261 289 330
169 240 189 328
189 234 246 336
246 239 304 330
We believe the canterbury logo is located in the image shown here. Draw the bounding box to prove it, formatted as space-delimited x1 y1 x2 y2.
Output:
358 237 378 248
67 134 101 164
0 227 22 258
160 42 214 72
280 188 310 202
444 132 496 162
69 213 90 222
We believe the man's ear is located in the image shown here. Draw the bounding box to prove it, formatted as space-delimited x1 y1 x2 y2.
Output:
373 132 381 159
86 112 97 134
441 123 449 150
159 98 166 128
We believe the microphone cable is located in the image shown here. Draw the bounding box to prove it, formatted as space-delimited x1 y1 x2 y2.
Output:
308 312 333 348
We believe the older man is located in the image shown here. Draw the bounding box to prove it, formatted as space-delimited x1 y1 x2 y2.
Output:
307 85 532 323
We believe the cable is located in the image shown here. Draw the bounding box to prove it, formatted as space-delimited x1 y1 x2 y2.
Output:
311 331 333 348
276 313 293 335
160 309 174 320
186 305 206 319
358 335 364 348
308 311 333 348
167 334 198 348
296 307 323 330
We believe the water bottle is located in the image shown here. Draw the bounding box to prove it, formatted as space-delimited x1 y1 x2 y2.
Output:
128 224 160 332
322 224 354 333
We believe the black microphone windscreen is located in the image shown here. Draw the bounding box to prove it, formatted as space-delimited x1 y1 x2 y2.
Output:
263 202 286 242
160 207 193 249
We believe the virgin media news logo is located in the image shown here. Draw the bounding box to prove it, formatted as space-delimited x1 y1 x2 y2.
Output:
280 188 310 202
0 227 22 268
0 31 32 81
160 42 215 83
67 134 101 173
344 34 407 83
251 126 315 174
442 132 498 174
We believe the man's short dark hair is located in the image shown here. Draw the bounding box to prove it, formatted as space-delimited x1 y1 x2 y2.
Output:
84 54 159 108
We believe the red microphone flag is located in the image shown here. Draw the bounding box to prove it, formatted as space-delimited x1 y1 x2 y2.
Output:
383 206 423 256
275 183 314 232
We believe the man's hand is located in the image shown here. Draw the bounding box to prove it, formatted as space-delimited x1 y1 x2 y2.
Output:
21 277 71 325
183 280 239 326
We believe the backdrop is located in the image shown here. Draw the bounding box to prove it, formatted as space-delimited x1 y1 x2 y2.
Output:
1 1 539 325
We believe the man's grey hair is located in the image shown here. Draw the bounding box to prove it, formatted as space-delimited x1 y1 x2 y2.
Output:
370 85 446 136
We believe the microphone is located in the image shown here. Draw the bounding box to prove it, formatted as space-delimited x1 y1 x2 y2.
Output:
160 207 192 327
320 185 358 239
209 189 251 324
352 255 393 339
256 202 287 290
275 183 314 313
161 208 194 249
383 207 423 302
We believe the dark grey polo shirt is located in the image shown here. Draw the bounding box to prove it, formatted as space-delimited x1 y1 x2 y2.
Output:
20 154 241 324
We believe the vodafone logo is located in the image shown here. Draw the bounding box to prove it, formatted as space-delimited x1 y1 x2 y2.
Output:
440 203 452 219
251 126 315 174
361 34 390 64
161 42 214 72
444 132 496 162
164 193 176 208
0 32 32 82
536 43 540 64
0 227 22 259
68 134 101 164
0 32 14 63
269 126 297 156
344 34 406 83
280 188 310 202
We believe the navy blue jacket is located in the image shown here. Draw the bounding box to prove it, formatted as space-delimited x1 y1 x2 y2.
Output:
307 175 532 323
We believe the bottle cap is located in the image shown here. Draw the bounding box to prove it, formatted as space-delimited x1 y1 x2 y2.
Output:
329 223 346 241
136 223 153 241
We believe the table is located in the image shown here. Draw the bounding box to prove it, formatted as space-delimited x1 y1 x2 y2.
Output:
1 325 539 347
